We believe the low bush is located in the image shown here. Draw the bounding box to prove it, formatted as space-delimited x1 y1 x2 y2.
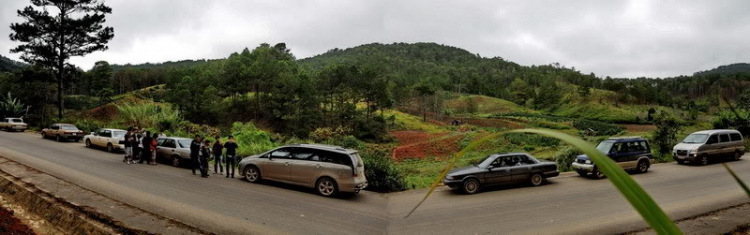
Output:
229 122 277 157
554 146 580 172
360 148 407 192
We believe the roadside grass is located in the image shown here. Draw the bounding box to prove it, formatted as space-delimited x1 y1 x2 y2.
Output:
443 94 536 116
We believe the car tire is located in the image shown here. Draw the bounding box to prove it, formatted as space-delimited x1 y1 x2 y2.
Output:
316 177 338 197
85 139 92 148
734 151 743 161
107 143 114 152
171 155 181 167
529 173 544 186
636 160 649 173
698 154 709 166
56 135 62 142
244 166 261 183
576 170 587 177
592 167 606 179
462 178 481 194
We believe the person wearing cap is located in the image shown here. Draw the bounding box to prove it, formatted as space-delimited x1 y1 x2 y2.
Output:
190 135 202 175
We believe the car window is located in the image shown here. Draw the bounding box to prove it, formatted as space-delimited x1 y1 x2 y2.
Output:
519 155 536 165
610 142 625 154
293 149 316 160
178 140 192 148
112 131 126 138
157 138 166 145
270 149 291 159
719 134 730 143
61 125 78 130
596 141 614 154
707 135 719 144
490 157 506 167
319 151 352 166
51 125 59 130
10 118 22 123
101 130 112 138
163 139 177 148
730 133 742 142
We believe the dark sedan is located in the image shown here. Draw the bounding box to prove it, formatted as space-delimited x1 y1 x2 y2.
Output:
443 153 559 194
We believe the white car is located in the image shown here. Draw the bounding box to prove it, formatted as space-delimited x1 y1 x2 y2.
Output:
84 128 127 152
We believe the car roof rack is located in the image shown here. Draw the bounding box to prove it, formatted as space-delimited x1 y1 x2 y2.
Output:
608 136 644 140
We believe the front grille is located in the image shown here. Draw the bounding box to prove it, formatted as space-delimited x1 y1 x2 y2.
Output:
676 150 688 156
577 159 587 164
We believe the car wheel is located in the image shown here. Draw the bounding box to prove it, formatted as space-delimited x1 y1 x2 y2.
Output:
85 139 92 148
637 160 649 173
592 167 606 179
171 155 181 167
244 166 261 183
529 173 544 186
462 178 480 194
316 177 338 197
676 159 684 165
56 135 62 142
107 143 114 152
576 170 587 177
698 154 709 166
734 151 742 161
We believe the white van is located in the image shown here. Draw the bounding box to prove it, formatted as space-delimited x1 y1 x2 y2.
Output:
672 129 745 165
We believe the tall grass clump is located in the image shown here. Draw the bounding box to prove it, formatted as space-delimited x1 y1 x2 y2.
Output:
229 122 277 157
117 103 180 129
553 146 580 172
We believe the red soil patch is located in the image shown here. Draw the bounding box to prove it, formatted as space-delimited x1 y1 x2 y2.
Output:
84 104 119 120
0 206 35 235
620 124 657 133
392 134 464 160
390 131 448 146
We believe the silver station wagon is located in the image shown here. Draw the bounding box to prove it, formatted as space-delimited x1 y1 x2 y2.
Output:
239 144 368 197
672 129 745 165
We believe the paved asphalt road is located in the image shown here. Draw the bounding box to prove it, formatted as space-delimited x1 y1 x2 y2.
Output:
0 131 748 234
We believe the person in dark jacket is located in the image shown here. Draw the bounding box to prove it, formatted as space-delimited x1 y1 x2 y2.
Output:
123 128 133 164
213 136 224 174
190 135 202 175
223 135 239 178
200 139 211 178
139 131 152 164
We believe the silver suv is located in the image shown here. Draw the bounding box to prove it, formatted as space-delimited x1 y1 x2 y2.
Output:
673 129 745 165
238 144 368 197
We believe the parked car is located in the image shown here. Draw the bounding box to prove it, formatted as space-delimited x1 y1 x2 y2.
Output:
84 128 127 152
41 123 84 142
238 144 368 197
443 153 559 194
572 136 654 179
0 118 27 132
155 137 193 167
672 129 745 165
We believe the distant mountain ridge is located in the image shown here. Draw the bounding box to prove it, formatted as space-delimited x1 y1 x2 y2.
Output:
694 63 750 76
0 54 28 72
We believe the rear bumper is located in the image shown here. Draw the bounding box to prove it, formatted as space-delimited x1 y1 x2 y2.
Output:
544 170 560 178
9 126 27 131
571 162 595 172
340 179 368 193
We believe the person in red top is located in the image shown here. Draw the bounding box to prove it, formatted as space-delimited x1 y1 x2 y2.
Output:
150 133 158 165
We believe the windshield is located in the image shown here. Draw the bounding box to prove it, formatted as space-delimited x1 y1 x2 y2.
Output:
113 131 126 138
61 125 78 130
682 134 708 144
596 141 615 153
474 155 494 166
9 118 23 123
178 140 192 148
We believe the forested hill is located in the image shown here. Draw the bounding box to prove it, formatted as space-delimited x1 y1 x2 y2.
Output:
298 42 600 99
110 59 216 72
0 54 28 72
694 63 750 76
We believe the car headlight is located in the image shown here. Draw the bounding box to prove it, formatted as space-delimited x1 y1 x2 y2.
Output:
689 148 698 154
585 160 592 164
446 175 455 180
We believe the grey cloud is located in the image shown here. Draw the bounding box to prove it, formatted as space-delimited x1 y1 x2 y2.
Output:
1 0 749 77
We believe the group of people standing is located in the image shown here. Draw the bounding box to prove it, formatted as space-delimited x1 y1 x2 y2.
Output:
190 134 239 178
122 127 166 165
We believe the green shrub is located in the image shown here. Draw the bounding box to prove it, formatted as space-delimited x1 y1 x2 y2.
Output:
117 103 181 130
554 147 580 172
64 95 100 110
360 148 406 192
712 109 750 136
72 119 105 133
229 122 277 157
504 132 560 147
651 110 682 156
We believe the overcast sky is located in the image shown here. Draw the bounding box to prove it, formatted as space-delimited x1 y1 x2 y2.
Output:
1 0 749 78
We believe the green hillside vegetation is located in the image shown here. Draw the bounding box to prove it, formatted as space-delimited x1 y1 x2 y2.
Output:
0 54 28 72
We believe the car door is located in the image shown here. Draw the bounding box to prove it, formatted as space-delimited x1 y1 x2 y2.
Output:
157 139 177 160
719 134 732 155
705 135 720 156
289 149 323 186
100 130 112 147
50 124 59 137
265 148 293 181
510 155 533 182
484 156 512 185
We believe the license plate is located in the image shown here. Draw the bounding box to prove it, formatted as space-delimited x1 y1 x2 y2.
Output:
677 156 686 159
72 133 77 136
